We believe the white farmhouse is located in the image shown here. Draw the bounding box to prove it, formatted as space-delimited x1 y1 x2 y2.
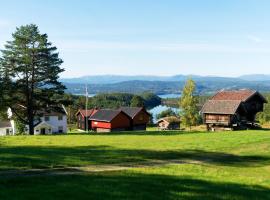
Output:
30 106 68 135
0 105 68 136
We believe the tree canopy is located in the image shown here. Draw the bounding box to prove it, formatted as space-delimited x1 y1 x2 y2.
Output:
156 108 177 119
179 79 200 129
0 24 66 135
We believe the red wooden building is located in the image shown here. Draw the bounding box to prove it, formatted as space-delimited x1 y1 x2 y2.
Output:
120 107 150 130
76 109 98 131
89 109 132 132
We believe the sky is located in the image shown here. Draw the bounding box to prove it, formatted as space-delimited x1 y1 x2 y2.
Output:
0 0 270 78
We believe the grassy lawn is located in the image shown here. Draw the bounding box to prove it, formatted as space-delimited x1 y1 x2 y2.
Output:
0 130 270 199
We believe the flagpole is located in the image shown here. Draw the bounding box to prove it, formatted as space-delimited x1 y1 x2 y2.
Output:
85 84 88 133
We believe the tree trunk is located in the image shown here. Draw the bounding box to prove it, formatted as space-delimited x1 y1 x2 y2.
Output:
28 104 34 135
29 120 34 135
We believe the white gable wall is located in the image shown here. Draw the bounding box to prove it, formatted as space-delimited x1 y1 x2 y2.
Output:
0 127 13 136
40 115 67 133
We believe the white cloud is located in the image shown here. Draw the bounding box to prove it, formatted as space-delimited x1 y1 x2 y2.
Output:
247 35 263 43
246 35 270 44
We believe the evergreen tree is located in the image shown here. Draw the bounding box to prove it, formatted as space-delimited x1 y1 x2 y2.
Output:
257 94 270 124
130 95 144 107
179 79 199 130
156 108 177 119
0 24 66 135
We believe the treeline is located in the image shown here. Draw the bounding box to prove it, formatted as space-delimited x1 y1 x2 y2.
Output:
63 92 161 123
257 93 270 124
162 95 210 108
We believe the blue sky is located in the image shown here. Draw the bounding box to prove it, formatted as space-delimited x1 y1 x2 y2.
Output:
0 0 270 78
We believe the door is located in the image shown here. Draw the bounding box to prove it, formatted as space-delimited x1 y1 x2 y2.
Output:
41 128 46 135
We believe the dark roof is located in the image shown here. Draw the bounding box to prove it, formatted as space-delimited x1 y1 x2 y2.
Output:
120 107 150 118
0 121 12 128
76 109 98 117
211 90 257 101
157 116 180 124
37 106 67 116
201 100 242 114
89 109 130 122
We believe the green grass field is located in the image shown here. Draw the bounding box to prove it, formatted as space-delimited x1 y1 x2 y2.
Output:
0 130 270 199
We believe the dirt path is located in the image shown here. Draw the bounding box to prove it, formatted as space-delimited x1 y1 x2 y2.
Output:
0 159 201 178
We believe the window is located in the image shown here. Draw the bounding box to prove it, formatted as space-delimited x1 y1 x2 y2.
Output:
58 115 63 121
139 114 144 121
45 116 50 121
6 129 10 135
58 126 63 133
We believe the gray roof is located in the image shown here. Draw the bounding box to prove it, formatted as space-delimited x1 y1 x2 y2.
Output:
201 100 242 114
89 109 130 122
36 106 67 116
0 121 12 128
120 107 150 118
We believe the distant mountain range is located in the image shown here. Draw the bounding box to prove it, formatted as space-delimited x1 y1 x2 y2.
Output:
61 74 241 84
60 74 270 95
238 74 270 81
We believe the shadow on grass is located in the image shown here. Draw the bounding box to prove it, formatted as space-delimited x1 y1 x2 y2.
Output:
0 172 269 200
67 130 206 136
0 145 269 170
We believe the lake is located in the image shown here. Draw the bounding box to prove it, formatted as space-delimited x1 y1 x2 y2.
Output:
158 94 181 98
148 105 180 123
74 93 180 99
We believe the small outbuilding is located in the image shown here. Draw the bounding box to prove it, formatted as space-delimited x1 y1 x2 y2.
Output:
0 121 14 136
120 107 150 130
89 109 131 132
157 116 180 130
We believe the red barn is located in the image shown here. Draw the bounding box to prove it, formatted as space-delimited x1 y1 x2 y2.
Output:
76 109 98 131
89 109 131 132
120 107 150 130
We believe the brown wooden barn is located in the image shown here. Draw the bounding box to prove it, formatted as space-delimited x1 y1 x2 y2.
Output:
157 116 180 130
89 109 132 132
120 107 150 130
201 90 267 131
76 109 98 131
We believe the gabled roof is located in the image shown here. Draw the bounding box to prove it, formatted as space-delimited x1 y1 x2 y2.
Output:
157 116 180 124
0 121 12 128
89 109 130 122
38 106 67 116
9 105 67 118
76 109 98 118
201 100 243 114
120 107 150 118
211 90 259 102
34 121 54 129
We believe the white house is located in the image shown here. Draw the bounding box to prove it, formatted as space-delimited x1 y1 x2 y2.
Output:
1 105 68 136
32 108 68 135
0 121 14 136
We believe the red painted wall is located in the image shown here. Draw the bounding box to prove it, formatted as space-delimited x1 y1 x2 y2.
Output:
91 121 111 129
91 112 131 129
133 110 150 125
111 112 131 129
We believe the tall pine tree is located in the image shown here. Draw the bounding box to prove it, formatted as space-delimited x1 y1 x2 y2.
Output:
0 24 66 135
179 78 199 130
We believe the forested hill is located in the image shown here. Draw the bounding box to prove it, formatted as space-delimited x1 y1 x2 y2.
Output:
63 76 270 95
